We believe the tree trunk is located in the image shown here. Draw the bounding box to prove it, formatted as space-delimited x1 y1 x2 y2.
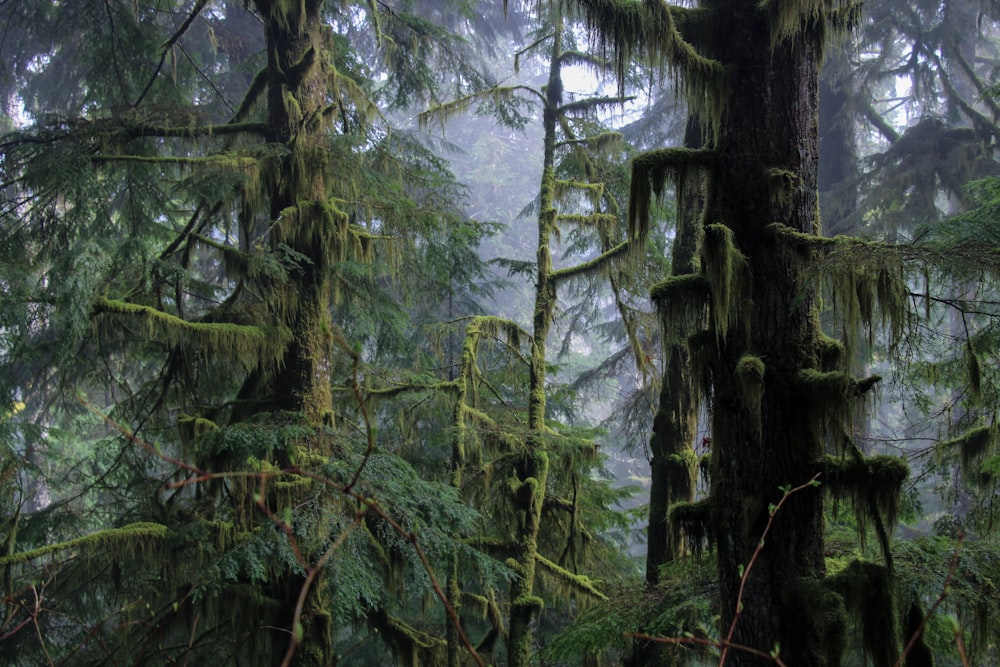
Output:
250 3 336 663
645 115 703 584
706 7 835 665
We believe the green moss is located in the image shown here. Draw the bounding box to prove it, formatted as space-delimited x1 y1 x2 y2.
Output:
764 167 800 214
665 449 698 504
668 498 712 555
937 423 995 475
93 297 291 371
629 147 715 234
815 333 845 371
369 608 447 667
797 368 881 443
534 552 608 601
818 453 908 543
736 355 765 426
825 560 899 667
699 223 749 340
650 273 710 342
0 522 167 566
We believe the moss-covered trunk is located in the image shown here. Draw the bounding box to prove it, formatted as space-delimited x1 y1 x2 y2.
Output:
645 116 702 583
507 21 562 667
247 2 336 663
261 0 335 427
705 7 832 666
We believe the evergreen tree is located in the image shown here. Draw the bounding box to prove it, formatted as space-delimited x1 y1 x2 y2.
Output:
0 1 504 664
573 1 911 664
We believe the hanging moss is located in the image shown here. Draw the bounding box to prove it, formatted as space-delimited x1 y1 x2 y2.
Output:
577 1 728 133
650 273 710 342
0 522 167 566
797 368 881 443
768 225 911 355
825 559 899 667
667 498 712 555
629 147 715 233
937 422 995 475
92 297 291 371
699 223 750 341
736 355 765 427
818 453 908 541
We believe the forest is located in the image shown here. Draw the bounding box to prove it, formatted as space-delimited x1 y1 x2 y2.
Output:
1 0 1000 665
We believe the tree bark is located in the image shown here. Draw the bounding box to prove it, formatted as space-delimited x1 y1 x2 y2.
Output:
705 6 834 665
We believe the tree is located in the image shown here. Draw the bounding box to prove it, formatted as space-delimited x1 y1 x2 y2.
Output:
0 1 503 664
425 3 657 663
573 1 911 664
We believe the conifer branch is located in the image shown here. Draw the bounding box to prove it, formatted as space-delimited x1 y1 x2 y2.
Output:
135 0 210 106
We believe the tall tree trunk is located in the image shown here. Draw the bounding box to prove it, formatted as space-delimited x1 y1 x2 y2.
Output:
636 116 702 667
249 2 337 663
507 16 562 666
706 7 833 665
645 115 703 584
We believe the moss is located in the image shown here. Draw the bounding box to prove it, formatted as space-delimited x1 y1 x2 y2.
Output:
92 297 291 371
667 498 712 555
0 522 167 566
650 273 710 342
534 552 608 602
369 608 447 667
779 575 848 666
937 423 995 475
736 355 765 426
629 147 715 233
664 449 698 505
818 453 908 544
764 167 800 215
797 368 881 443
825 560 899 667
815 333 845 371
699 223 750 341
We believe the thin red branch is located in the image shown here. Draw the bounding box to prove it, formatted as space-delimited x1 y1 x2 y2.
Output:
719 473 821 667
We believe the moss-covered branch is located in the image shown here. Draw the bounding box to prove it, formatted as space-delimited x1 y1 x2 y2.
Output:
818 453 908 540
629 147 715 230
551 240 630 283
0 522 167 566
534 552 608 601
668 498 712 555
92 296 291 370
